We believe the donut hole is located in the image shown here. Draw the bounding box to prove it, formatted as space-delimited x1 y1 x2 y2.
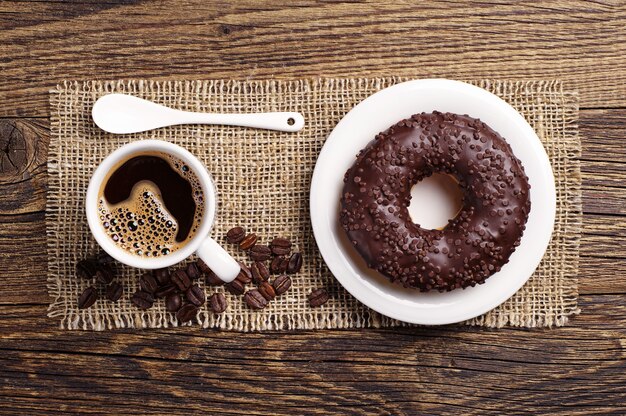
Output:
408 173 463 230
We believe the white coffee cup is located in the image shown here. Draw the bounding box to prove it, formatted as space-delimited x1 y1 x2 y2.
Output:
86 140 240 282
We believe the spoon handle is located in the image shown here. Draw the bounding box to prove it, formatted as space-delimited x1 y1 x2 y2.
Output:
173 110 305 133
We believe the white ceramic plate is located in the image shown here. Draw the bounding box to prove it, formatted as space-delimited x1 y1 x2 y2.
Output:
310 79 556 325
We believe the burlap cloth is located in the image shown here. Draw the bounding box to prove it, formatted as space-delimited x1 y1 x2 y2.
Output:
47 79 581 331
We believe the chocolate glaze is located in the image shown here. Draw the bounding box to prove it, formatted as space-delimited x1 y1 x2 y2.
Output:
339 111 531 292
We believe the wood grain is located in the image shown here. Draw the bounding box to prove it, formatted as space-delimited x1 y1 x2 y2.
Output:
581 109 626 163
0 296 624 416
0 1 625 415
1 0 626 117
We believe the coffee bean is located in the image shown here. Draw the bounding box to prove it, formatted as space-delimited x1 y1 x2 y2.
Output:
138 273 159 294
244 289 268 310
171 269 192 291
206 270 224 286
197 258 211 274
225 278 245 295
239 233 258 250
249 245 272 261
154 284 177 299
258 281 276 301
287 252 303 274
131 290 154 310
270 237 292 256
272 275 292 295
154 268 171 286
226 267 251 294
78 286 98 309
186 284 206 306
226 226 246 244
209 293 228 313
251 261 270 283
237 261 252 284
105 282 123 302
186 262 201 280
270 256 288 274
235 272 252 285
176 303 198 323
97 251 115 265
165 293 182 312
95 264 115 285
308 288 329 307
76 259 98 280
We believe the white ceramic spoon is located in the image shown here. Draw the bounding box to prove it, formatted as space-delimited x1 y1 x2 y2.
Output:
92 93 305 134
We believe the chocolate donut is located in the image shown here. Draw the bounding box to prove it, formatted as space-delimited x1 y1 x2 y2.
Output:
340 111 531 292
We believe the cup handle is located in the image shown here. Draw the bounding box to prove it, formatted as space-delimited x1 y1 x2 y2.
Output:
196 237 240 283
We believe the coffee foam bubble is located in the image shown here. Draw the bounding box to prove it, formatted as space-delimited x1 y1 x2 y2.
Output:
98 152 205 258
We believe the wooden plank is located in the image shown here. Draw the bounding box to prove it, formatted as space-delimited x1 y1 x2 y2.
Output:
0 119 49 215
0 295 623 415
0 113 620 224
0 0 625 116
581 159 626 215
582 160 626 190
0 295 622 354
0 213 48 305
580 109 626 163
0 211 621 307
582 215 626 259
582 186 626 216
580 255 626 294
0 106 625 306
1 210 624 303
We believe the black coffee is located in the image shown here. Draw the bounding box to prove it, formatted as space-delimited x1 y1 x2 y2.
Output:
97 152 204 258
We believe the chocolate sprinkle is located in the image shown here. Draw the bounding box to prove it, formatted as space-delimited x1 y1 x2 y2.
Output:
339 111 531 292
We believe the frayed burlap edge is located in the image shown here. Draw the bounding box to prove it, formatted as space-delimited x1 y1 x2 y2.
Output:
47 79 581 331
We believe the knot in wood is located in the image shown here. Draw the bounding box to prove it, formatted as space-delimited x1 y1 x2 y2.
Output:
0 120 28 178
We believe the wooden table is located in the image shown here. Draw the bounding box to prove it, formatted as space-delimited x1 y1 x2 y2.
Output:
1 1 625 414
